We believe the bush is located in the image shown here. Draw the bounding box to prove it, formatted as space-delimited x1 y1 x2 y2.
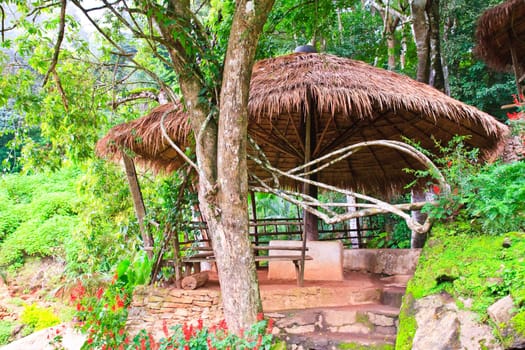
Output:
20 303 61 332
0 215 78 267
417 138 525 234
0 320 14 345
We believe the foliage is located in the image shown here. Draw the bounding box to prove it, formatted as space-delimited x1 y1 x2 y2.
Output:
395 293 416 350
442 0 515 120
0 168 81 268
511 311 525 338
405 224 525 317
68 160 139 275
20 303 61 332
0 215 78 268
0 320 14 345
70 263 281 350
127 316 281 350
339 342 394 350
413 137 525 234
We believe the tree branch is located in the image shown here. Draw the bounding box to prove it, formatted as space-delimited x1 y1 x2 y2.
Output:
43 0 66 87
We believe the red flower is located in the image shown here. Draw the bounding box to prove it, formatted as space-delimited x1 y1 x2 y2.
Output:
140 338 146 350
507 111 522 120
162 320 169 337
255 334 263 349
267 318 274 334
76 303 83 311
115 295 125 309
87 338 93 344
257 312 264 321
447 160 453 168
96 287 104 300
197 319 203 330
432 185 441 195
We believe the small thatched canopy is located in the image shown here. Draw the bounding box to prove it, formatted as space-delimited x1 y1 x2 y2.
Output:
96 102 191 173
247 53 508 194
97 53 508 196
475 0 525 72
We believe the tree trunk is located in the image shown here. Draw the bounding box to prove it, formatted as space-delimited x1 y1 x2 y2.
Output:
210 0 274 333
154 0 274 334
427 0 445 92
410 189 428 248
411 0 430 83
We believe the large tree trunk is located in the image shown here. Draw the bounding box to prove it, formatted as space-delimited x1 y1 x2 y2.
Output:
212 0 274 332
154 0 274 334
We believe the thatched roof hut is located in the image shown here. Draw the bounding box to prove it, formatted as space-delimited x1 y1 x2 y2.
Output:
474 0 525 72
96 102 191 173
97 53 508 195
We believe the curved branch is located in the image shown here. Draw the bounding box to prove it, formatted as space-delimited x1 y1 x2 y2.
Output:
159 107 199 171
42 0 66 87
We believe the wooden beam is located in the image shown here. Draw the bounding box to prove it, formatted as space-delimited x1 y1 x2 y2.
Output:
122 154 154 258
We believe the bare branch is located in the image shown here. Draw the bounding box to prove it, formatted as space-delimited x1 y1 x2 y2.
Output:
43 0 66 87
160 107 199 171
51 69 69 111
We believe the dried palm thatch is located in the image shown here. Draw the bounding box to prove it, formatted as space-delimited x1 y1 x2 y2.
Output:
247 53 508 195
474 0 525 72
97 53 508 196
96 102 191 173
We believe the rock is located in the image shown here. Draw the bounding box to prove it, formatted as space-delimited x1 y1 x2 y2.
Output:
488 296 525 349
502 237 512 248
411 294 502 350
488 295 515 325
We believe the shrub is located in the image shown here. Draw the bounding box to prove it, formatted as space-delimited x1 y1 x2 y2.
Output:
20 303 61 331
0 215 78 267
416 137 525 234
0 320 14 345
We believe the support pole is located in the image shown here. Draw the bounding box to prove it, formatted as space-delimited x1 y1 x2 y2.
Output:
122 154 154 258
303 92 319 241
510 44 524 96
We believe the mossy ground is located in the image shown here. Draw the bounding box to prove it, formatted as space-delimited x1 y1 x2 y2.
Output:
396 222 525 349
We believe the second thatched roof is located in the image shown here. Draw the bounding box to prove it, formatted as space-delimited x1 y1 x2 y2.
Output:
475 0 525 72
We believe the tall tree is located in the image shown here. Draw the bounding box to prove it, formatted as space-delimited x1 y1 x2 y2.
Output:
2 0 274 332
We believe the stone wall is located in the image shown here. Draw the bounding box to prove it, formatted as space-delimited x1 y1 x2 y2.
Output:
343 248 421 275
127 285 224 338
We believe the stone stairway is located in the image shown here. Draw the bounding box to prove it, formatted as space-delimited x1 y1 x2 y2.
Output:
261 273 409 349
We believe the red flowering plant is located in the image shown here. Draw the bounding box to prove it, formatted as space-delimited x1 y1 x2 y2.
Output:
70 271 132 349
507 94 525 140
127 314 283 350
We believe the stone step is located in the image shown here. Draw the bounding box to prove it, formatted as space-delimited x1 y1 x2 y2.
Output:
380 286 406 308
284 331 396 350
268 303 400 340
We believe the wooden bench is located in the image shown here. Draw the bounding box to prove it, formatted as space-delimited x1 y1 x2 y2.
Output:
181 245 312 286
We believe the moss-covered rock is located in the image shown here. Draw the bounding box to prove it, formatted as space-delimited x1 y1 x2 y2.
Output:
395 222 525 349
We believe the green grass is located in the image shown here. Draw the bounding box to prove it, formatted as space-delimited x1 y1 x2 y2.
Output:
0 320 14 345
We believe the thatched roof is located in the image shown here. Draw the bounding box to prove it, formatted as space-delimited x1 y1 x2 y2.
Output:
97 53 509 195
246 53 508 194
96 102 191 173
475 0 525 71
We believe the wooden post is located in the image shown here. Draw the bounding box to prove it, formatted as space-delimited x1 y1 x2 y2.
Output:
122 154 154 258
510 44 524 96
302 92 319 241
